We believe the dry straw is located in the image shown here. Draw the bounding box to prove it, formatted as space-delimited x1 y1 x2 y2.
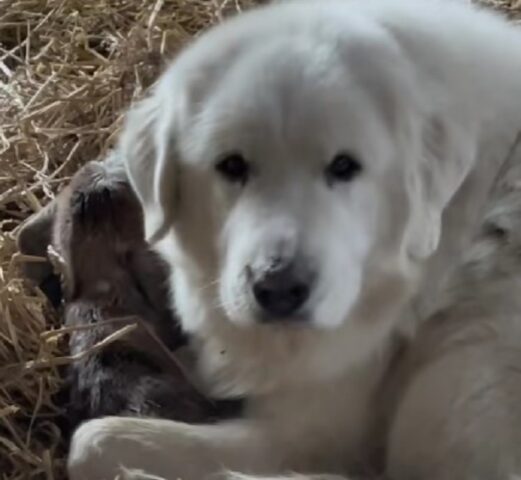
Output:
0 0 519 479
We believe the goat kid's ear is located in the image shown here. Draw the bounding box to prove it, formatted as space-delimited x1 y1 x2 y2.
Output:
17 200 57 283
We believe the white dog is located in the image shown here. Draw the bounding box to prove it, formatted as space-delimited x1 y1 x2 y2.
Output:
67 1 521 479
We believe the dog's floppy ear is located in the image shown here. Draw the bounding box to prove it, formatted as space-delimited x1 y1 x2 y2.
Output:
119 91 178 244
405 116 477 260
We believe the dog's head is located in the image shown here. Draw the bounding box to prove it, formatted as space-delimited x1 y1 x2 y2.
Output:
120 3 476 335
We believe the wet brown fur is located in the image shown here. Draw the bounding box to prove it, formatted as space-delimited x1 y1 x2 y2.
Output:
17 157 240 432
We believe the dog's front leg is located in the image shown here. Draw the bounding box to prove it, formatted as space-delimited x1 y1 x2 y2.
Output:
68 416 280 480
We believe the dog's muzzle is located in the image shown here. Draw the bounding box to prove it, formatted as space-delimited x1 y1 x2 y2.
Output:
248 258 315 321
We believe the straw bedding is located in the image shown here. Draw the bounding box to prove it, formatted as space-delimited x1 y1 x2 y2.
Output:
0 0 519 479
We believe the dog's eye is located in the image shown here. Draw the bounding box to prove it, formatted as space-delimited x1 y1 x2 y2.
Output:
326 152 362 183
215 153 250 184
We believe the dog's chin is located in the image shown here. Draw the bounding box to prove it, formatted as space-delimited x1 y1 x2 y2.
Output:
253 311 314 328
222 306 311 329
224 303 348 331
307 311 351 331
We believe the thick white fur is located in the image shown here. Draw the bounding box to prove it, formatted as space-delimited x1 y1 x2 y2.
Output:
385 162 521 480
68 1 521 479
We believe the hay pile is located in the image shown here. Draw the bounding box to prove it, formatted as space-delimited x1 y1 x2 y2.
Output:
0 0 519 479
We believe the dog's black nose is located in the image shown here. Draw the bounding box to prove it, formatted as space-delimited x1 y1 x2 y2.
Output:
252 265 311 318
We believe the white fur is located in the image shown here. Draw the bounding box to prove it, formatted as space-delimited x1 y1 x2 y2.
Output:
68 1 521 479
